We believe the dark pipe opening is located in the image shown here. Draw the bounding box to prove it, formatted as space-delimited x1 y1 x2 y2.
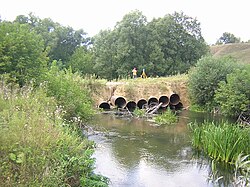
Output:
175 102 183 110
99 102 110 110
169 104 175 110
137 99 147 109
126 101 137 112
115 97 127 108
148 97 159 106
159 95 169 107
170 93 180 105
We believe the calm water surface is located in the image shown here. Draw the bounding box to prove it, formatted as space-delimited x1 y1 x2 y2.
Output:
88 111 235 187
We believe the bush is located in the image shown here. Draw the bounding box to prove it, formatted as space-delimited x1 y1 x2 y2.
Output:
188 56 239 110
215 65 250 116
0 22 48 86
0 83 108 186
45 61 94 122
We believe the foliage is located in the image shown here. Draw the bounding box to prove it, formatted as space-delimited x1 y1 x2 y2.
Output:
188 121 250 164
93 10 208 80
0 83 109 187
133 108 146 117
215 65 250 116
68 46 95 75
44 61 94 122
233 154 250 186
188 56 239 110
0 21 48 86
14 13 91 65
153 108 178 125
216 32 241 44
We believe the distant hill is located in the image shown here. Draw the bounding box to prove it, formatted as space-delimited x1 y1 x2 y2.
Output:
210 43 250 64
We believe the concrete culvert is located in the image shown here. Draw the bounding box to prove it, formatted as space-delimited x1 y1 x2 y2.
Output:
159 95 169 107
111 96 127 108
170 93 180 105
98 101 110 110
137 99 147 109
148 96 159 106
126 101 137 112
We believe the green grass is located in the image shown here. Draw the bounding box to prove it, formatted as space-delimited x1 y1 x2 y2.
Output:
119 74 188 84
211 43 250 64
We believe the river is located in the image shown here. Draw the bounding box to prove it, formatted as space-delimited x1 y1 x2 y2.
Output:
88 110 235 187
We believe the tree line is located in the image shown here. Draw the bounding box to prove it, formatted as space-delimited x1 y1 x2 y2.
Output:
0 11 209 83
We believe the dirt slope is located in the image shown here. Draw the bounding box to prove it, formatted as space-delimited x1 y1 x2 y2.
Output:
92 75 190 108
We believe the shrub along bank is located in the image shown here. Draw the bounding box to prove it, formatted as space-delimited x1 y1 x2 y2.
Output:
0 82 109 186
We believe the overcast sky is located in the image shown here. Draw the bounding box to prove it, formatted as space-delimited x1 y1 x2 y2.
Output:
0 0 249 44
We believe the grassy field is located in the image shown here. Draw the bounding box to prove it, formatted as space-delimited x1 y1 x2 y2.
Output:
210 43 250 64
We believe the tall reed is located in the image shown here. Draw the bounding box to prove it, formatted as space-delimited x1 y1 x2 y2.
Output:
189 121 250 164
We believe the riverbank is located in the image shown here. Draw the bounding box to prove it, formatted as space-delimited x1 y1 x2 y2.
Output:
90 74 190 109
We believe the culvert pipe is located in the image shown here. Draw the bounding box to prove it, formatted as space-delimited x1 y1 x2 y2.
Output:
126 101 137 112
175 102 183 110
111 96 127 108
148 96 159 106
98 101 111 110
137 98 147 109
169 93 180 105
159 95 169 107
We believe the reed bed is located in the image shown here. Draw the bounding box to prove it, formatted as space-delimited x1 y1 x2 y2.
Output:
189 121 250 164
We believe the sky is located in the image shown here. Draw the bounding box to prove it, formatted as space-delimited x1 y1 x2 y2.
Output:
0 0 250 44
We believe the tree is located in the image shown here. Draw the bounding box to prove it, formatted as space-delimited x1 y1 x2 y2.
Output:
148 12 208 75
216 32 241 44
93 29 119 80
215 65 250 116
188 56 239 109
0 21 48 86
14 13 91 65
68 46 95 75
93 11 208 79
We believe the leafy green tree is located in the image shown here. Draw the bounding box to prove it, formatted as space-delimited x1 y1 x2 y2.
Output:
93 29 119 80
93 11 208 79
148 12 208 75
68 46 95 75
216 32 241 44
188 56 239 109
215 65 250 116
14 13 91 65
0 21 48 86
114 10 148 77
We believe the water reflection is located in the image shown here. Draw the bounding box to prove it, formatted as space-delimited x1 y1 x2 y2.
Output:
89 111 234 187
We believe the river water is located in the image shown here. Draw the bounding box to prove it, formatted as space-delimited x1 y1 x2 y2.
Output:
88 111 235 187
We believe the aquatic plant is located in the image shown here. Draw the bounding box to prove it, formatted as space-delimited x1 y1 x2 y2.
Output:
133 107 146 117
189 121 250 164
153 108 178 125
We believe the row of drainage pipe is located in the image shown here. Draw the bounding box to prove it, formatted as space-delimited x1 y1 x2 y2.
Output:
99 93 183 112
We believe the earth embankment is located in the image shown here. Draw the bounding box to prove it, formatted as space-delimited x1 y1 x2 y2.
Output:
91 75 190 108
